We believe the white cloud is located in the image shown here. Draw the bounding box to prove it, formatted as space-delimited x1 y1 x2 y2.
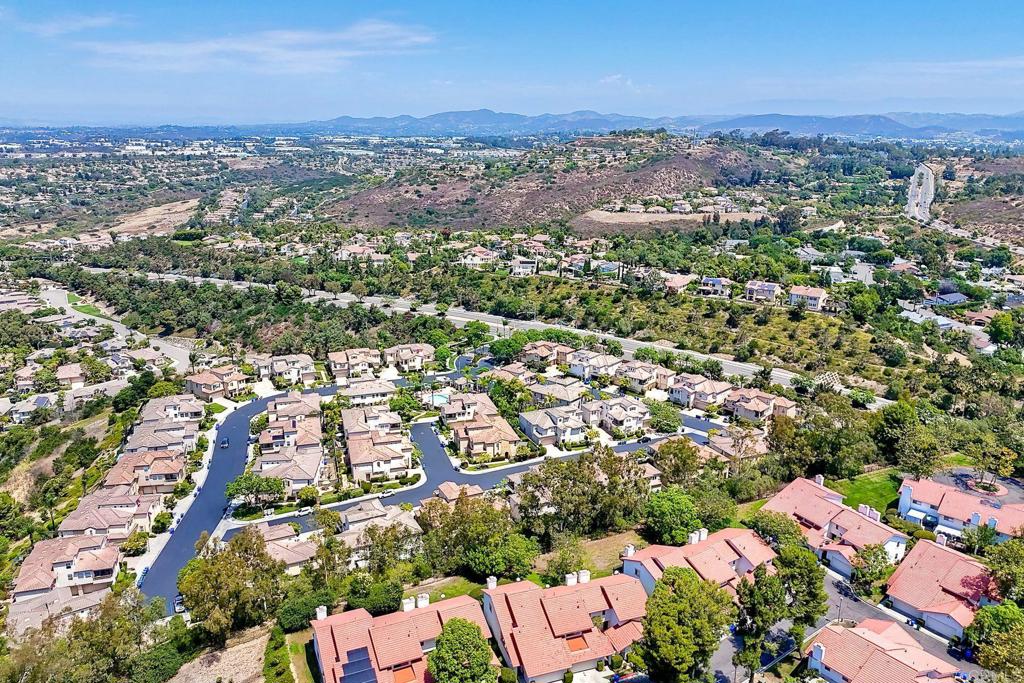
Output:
1 7 122 37
73 19 437 75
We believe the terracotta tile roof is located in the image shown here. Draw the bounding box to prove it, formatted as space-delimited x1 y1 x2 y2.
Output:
628 528 776 591
900 478 1024 537
806 618 958 683
886 540 994 628
762 478 907 552
312 595 490 683
483 575 647 680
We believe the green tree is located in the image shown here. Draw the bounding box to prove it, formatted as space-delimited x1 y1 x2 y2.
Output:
965 601 1024 647
345 572 403 616
988 312 1016 344
543 535 590 586
987 539 1024 603
427 617 498 683
850 544 889 596
978 622 1024 679
962 524 999 554
177 527 286 645
644 487 700 545
775 545 827 641
637 567 736 683
225 471 285 508
652 438 701 487
747 510 804 550
733 565 788 681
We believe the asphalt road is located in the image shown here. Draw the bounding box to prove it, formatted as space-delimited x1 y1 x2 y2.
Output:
39 285 192 370
709 574 983 682
80 266 802 389
906 163 935 222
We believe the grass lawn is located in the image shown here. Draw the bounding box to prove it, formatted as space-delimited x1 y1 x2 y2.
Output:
66 292 81 304
71 302 113 320
205 402 227 415
404 575 484 602
827 468 901 513
286 629 320 683
734 498 767 525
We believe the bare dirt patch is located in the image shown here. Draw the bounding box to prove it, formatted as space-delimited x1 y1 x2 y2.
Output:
326 141 777 230
938 196 1024 245
168 626 269 683
104 198 199 238
534 529 645 573
1 411 111 504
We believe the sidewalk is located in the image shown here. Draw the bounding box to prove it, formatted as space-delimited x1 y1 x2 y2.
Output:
126 402 239 574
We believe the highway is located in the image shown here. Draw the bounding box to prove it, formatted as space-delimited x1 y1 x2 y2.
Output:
81 266 803 388
905 163 935 222
906 162 1024 257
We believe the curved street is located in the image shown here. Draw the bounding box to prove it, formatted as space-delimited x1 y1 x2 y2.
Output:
140 382 657 612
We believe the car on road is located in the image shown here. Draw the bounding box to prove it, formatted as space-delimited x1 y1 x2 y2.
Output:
298 507 312 516
173 594 186 614
638 435 652 444
380 490 395 498
219 437 230 448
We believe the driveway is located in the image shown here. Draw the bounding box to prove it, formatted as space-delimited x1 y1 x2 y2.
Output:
709 573 983 682
933 466 1024 505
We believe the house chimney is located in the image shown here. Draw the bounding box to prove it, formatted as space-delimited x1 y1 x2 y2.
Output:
415 593 429 609
315 605 327 621
936 533 947 546
699 528 708 542
811 643 825 662
868 509 881 522
988 517 998 529
687 531 699 545
402 597 416 612
565 572 578 587
814 474 825 486
970 512 981 526
857 504 869 516
486 576 498 590
578 570 591 584
623 544 635 558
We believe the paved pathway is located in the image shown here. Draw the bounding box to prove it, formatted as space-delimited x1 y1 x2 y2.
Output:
39 284 192 370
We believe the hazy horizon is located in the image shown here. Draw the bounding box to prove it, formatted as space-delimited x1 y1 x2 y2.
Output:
4 0 1024 126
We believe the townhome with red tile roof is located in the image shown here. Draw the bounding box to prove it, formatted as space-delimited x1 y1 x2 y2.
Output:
621 527 776 596
898 477 1024 543
805 618 958 683
761 476 908 578
311 594 493 683
885 539 996 640
482 573 648 683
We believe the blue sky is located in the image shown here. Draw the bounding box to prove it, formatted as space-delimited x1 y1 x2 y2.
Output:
3 0 1024 125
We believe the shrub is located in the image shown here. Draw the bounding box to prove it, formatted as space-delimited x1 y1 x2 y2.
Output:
563 672 573 683
610 654 623 670
120 530 149 556
277 588 335 632
297 486 319 507
152 511 173 534
131 641 185 683
499 667 517 683
913 529 937 541
596 660 605 671
262 626 294 683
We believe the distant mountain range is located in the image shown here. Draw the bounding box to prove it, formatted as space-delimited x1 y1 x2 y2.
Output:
6 108 1024 141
